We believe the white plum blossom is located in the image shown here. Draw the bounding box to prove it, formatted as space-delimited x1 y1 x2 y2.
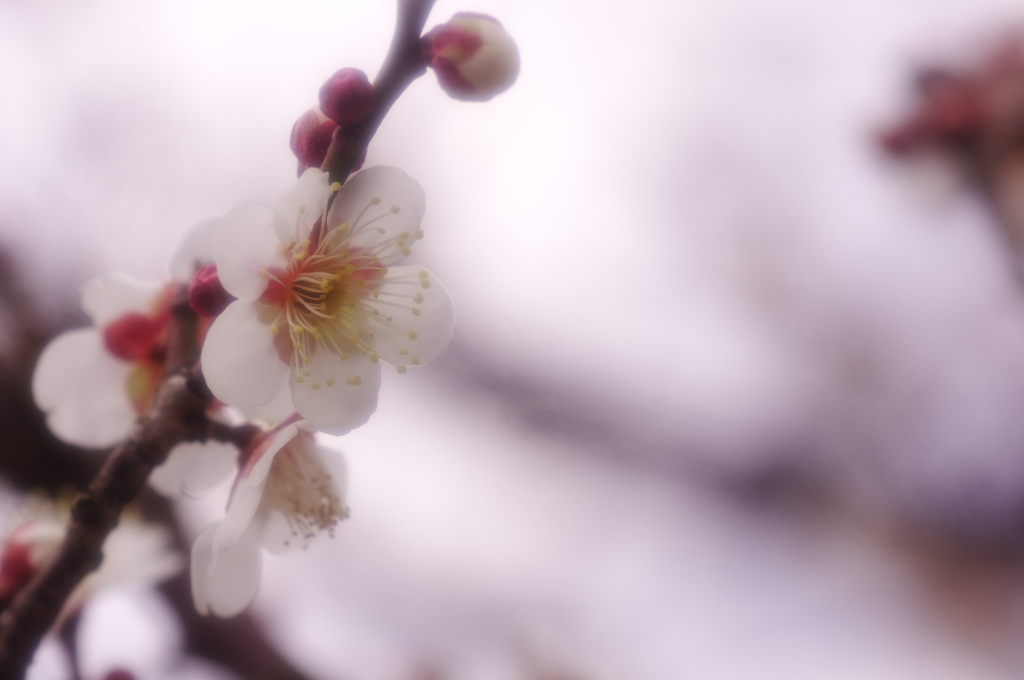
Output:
32 218 227 449
191 422 346 617
201 166 455 435
32 274 175 448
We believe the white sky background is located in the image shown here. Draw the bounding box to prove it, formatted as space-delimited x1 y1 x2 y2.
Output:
7 0 1024 678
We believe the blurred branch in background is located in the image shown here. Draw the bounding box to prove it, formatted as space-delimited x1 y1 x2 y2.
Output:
881 31 1024 271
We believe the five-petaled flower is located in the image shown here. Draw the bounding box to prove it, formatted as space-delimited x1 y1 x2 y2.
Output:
32 274 176 448
191 422 346 617
201 166 454 435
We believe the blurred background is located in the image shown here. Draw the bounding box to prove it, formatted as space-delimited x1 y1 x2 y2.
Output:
6 0 1024 677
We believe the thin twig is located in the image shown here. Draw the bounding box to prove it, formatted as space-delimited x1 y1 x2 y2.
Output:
322 0 437 185
0 2 439 674
0 295 212 678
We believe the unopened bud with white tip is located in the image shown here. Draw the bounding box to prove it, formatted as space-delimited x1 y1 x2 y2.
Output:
423 13 520 102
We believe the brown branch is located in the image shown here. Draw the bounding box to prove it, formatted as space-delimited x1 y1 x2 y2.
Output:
322 0 437 185
0 4 441 674
0 252 317 679
0 294 212 678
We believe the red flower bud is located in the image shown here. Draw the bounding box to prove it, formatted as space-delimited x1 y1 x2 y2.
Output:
289 107 339 176
0 540 34 603
188 264 233 317
319 68 376 125
103 313 163 362
104 670 137 680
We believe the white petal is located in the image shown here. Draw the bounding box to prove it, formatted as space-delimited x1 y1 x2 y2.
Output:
363 266 455 366
259 511 293 554
168 217 218 281
201 300 288 409
275 168 330 244
327 166 426 266
212 202 280 300
216 424 299 549
191 521 262 617
239 376 296 426
149 441 237 498
98 522 183 587
32 329 136 448
80 274 162 327
290 345 380 435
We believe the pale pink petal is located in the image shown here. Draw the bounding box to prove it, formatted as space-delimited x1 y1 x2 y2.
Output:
327 166 426 265
362 265 455 367
201 300 288 409
32 329 135 448
191 521 262 617
275 168 330 244
240 377 296 426
211 202 280 300
216 424 299 549
259 511 293 554
168 218 218 281
80 274 162 327
98 522 183 587
289 344 380 435
149 441 238 498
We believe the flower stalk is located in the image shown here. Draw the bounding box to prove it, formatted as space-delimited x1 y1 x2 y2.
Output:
0 295 246 677
322 0 437 185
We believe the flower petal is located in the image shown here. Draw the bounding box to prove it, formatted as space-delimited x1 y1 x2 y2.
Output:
217 424 299 549
81 274 163 327
201 300 288 409
212 202 280 300
191 521 262 617
168 217 218 282
290 344 380 435
275 168 330 244
363 266 455 366
259 511 294 555
149 441 238 498
32 328 136 448
327 166 426 266
240 377 296 427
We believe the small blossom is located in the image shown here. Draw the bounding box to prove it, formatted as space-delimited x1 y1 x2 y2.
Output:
0 497 181 621
32 274 175 448
319 68 376 125
191 423 347 617
201 166 455 435
424 13 520 102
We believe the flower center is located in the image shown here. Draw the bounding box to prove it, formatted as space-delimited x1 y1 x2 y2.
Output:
101 284 176 414
259 193 420 388
261 433 347 544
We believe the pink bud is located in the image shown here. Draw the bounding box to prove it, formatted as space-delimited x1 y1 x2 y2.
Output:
0 540 34 603
0 522 62 604
188 264 233 317
319 68 376 125
424 13 520 102
289 107 339 176
103 313 163 362
104 671 137 680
